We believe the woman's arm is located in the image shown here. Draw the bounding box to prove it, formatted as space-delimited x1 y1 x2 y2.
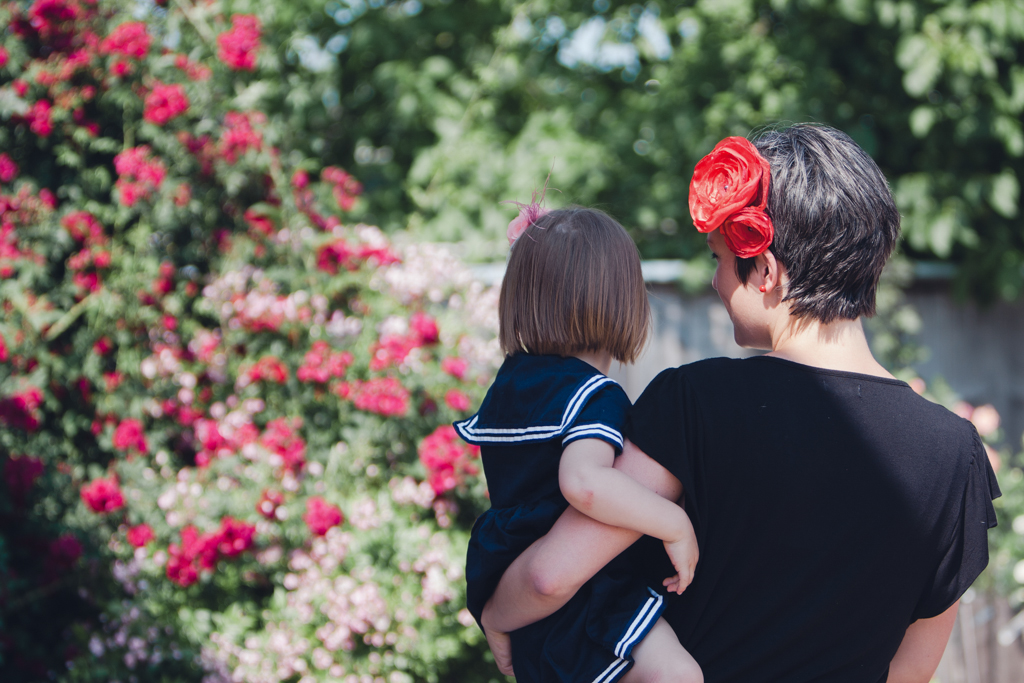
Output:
480 440 683 634
886 602 958 683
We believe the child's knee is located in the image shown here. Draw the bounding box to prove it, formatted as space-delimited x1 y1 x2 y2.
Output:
662 667 702 683
674 658 704 683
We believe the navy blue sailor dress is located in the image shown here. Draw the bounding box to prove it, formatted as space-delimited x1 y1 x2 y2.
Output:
455 354 666 683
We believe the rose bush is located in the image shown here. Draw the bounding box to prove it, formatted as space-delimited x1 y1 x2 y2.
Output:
0 0 503 680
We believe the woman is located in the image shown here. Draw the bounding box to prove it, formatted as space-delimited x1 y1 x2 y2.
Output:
479 124 999 683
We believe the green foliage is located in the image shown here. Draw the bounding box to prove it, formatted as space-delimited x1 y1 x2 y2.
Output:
281 0 1024 299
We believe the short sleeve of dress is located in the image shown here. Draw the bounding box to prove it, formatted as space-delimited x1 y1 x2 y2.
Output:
913 428 1001 620
561 382 631 454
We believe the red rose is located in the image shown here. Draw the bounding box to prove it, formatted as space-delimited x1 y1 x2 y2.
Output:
304 497 343 536
93 337 113 355
291 170 309 189
259 417 306 472
126 523 155 547
347 378 410 417
166 525 220 586
257 489 284 519
113 418 148 453
143 83 189 125
441 356 468 380
181 525 219 570
165 549 198 587
688 136 770 233
244 208 275 237
216 15 261 71
317 239 357 274
26 100 53 138
418 425 479 494
0 387 44 431
0 153 18 183
721 208 774 259
219 111 263 163
216 517 255 557
101 22 151 59
444 389 471 412
410 312 439 345
80 476 124 513
249 355 288 383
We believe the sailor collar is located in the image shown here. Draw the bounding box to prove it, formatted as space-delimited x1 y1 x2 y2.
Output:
454 354 622 446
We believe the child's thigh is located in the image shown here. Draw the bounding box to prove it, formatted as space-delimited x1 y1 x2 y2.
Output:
620 617 703 683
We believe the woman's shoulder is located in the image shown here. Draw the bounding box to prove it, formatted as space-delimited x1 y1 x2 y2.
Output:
643 356 753 390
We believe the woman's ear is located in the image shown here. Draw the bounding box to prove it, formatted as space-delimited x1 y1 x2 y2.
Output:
755 249 781 295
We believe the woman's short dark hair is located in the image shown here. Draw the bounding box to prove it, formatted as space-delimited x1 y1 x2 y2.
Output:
499 207 651 364
735 124 901 324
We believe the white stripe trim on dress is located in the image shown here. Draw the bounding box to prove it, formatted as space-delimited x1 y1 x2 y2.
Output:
565 423 622 438
614 588 662 658
563 423 623 447
589 588 662 683
455 375 616 443
592 656 631 683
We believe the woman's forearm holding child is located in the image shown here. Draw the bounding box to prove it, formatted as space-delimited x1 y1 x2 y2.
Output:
559 439 698 592
481 440 685 635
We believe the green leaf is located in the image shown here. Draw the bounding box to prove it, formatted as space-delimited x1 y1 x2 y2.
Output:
990 170 1020 218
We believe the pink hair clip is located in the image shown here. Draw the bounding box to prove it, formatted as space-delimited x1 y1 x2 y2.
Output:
502 174 551 246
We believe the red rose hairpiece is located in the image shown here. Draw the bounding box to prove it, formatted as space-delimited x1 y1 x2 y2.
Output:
502 173 551 246
688 136 774 258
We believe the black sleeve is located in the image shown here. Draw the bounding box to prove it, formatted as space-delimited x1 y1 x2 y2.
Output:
913 429 1001 620
563 382 630 454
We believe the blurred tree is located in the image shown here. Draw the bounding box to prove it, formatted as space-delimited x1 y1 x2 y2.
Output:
284 0 1024 300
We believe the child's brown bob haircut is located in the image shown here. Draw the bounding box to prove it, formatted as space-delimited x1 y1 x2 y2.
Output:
498 206 651 364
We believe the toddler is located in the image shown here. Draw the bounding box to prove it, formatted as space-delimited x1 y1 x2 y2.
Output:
456 205 702 683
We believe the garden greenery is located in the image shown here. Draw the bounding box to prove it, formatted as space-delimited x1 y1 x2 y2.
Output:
300 0 1024 300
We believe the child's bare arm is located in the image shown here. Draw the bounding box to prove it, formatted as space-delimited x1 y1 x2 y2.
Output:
559 438 698 591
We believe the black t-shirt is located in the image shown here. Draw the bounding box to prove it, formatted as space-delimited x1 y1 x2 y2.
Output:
626 356 999 683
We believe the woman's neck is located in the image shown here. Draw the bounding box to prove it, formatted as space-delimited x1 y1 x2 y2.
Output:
766 316 893 379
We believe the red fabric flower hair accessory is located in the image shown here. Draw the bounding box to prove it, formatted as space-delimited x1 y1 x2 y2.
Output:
688 137 774 258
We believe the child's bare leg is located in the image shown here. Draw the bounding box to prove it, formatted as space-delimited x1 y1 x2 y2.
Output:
620 617 703 683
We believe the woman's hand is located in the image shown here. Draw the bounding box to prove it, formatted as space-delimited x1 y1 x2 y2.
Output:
484 626 515 677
